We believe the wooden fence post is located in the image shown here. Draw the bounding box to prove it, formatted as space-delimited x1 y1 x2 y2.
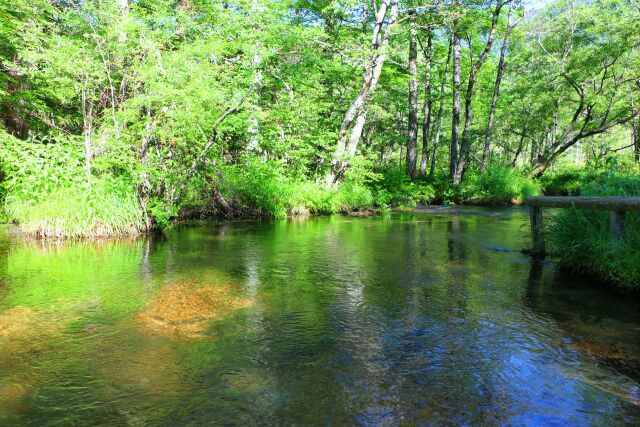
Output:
527 197 639 256
610 211 625 245
529 206 545 257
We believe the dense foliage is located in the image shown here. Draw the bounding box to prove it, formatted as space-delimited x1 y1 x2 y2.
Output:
0 0 639 246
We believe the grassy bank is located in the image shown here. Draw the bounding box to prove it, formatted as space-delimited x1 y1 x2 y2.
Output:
546 175 640 291
179 161 541 220
5 182 146 238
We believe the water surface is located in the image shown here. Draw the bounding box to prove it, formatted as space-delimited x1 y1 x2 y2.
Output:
1 208 639 425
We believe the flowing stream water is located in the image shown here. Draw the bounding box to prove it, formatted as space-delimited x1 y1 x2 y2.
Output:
0 207 639 425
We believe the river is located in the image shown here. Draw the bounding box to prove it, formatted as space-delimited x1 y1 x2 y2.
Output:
0 207 639 425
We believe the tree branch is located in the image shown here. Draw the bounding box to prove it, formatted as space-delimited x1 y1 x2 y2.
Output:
171 85 254 205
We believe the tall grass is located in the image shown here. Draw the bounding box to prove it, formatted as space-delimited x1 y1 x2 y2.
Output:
547 175 640 290
2 134 145 238
5 181 146 238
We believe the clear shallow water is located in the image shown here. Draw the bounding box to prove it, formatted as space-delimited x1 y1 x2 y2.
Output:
0 208 639 425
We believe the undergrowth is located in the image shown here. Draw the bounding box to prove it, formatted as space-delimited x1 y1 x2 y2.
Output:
2 135 145 238
5 180 145 238
463 164 540 204
547 175 640 290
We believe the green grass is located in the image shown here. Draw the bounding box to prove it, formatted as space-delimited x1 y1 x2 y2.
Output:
5 181 146 238
547 175 640 290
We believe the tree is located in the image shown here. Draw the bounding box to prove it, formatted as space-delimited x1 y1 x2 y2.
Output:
325 0 400 187
406 10 419 178
527 0 640 176
452 0 504 184
481 5 520 171
419 30 433 178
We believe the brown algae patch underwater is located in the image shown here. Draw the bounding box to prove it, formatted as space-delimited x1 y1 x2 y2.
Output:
137 281 253 338
0 305 80 412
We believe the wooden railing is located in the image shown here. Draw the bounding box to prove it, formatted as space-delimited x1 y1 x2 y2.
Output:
525 196 640 256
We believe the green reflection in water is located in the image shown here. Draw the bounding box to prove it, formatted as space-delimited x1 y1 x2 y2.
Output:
0 209 639 425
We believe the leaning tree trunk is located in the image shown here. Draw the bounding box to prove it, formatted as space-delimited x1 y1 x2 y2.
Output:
429 38 452 179
325 0 399 187
453 0 503 185
481 7 513 172
511 131 526 167
449 31 461 182
419 30 433 178
406 10 418 178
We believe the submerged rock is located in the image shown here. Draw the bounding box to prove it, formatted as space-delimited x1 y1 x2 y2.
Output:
137 282 252 338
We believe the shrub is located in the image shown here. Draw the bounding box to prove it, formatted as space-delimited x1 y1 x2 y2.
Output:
369 166 435 207
539 167 607 196
218 158 374 217
464 164 540 204
219 158 293 218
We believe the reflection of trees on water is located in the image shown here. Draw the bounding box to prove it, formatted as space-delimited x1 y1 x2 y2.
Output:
2 215 640 423
446 217 466 262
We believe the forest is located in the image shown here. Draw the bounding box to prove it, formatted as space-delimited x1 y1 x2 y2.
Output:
1 0 639 285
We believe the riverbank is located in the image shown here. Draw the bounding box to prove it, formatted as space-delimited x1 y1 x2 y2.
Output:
545 176 640 292
4 160 639 291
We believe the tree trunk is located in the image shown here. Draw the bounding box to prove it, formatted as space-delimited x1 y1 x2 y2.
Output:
248 0 264 152
81 87 93 185
1 70 30 139
449 31 461 182
406 11 418 178
430 37 452 179
453 0 503 185
632 100 639 163
481 7 513 172
419 30 433 178
116 0 129 43
511 132 525 167
116 0 129 15
325 0 399 187
635 123 639 163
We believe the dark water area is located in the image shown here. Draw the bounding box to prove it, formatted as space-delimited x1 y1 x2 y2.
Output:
0 207 639 425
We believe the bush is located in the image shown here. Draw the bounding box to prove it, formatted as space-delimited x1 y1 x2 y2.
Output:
464 164 540 204
547 175 640 290
539 167 607 196
218 158 293 218
219 158 377 217
369 166 435 207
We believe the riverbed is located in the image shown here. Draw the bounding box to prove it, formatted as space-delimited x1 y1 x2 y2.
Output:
0 208 638 425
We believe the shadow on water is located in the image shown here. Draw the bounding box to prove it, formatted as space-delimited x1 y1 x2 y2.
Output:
0 208 639 425
525 259 640 387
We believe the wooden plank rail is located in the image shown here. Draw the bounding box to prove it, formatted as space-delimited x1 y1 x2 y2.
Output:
525 196 640 258
527 196 640 211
